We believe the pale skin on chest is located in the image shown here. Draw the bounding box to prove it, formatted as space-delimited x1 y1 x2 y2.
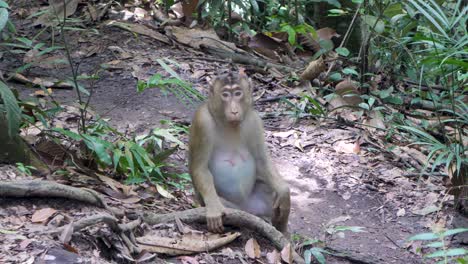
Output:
188 72 290 234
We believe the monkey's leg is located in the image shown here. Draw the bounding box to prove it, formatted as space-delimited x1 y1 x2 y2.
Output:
239 182 273 217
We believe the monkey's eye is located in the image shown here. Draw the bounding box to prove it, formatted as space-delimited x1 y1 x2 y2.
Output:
233 91 243 97
222 92 231 98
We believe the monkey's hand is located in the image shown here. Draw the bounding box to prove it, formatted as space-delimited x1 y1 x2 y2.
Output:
272 186 291 233
206 201 225 233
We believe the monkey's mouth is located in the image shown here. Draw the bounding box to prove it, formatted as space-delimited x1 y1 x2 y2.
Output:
227 120 241 126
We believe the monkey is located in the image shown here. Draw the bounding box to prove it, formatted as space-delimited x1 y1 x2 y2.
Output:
188 72 291 234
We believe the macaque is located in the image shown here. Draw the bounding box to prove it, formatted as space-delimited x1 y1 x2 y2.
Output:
188 72 291 234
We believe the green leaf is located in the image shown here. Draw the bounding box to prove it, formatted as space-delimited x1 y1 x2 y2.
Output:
333 226 366 233
328 72 342 82
304 249 312 264
359 103 370 110
408 232 438 241
82 134 112 165
281 24 296 45
441 228 468 237
425 241 444 248
310 248 326 264
0 7 8 32
335 47 350 57
326 0 341 8
113 148 122 171
362 15 385 34
384 3 403 17
124 142 135 177
53 127 82 141
384 96 403 105
328 9 345 15
249 0 259 14
426 248 467 258
0 1 9 8
154 146 177 163
0 81 21 138
342 67 359 76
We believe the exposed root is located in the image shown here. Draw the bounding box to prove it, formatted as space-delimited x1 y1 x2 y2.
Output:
1 180 305 262
139 208 306 264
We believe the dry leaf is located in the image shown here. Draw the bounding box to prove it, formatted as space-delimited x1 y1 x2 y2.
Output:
178 256 199 264
31 208 57 223
396 208 406 217
175 217 188 234
300 57 326 81
281 243 293 264
273 130 295 138
156 184 175 199
317 27 341 40
266 249 281 264
244 238 261 259
59 221 74 244
137 232 241 256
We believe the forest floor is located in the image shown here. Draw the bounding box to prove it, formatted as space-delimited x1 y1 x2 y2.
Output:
1 5 467 264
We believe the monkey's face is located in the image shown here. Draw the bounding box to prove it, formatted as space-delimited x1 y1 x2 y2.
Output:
209 74 252 126
220 85 248 125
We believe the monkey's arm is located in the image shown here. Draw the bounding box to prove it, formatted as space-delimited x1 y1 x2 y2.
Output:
188 106 225 232
247 112 290 232
247 112 289 193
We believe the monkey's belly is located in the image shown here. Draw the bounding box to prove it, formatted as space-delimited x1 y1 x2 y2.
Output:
209 149 256 204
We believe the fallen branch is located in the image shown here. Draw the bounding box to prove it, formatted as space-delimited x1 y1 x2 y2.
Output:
200 44 296 73
138 207 306 264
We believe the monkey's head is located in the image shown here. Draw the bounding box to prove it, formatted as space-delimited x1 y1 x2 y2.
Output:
208 73 253 127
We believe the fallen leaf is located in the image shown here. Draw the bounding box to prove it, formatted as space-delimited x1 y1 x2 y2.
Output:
178 256 199 264
19 239 32 250
273 130 295 138
396 208 406 217
59 221 74 244
281 243 293 264
317 27 340 40
137 232 241 256
300 57 326 81
245 238 261 259
31 208 57 223
156 184 175 199
266 249 281 264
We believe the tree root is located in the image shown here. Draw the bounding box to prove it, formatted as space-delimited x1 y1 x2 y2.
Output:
1 180 305 263
138 208 306 264
0 180 122 216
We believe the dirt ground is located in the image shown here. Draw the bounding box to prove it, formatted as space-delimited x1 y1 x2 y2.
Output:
1 6 467 264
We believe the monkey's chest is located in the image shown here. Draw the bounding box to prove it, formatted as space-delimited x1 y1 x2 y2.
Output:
209 148 256 204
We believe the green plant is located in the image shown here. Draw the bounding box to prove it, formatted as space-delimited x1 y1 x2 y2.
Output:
301 225 366 264
281 95 326 120
398 125 467 175
0 81 21 138
16 163 36 176
138 58 204 105
408 228 468 263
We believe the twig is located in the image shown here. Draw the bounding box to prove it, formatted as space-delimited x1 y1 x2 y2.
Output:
257 95 299 103
403 173 448 178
